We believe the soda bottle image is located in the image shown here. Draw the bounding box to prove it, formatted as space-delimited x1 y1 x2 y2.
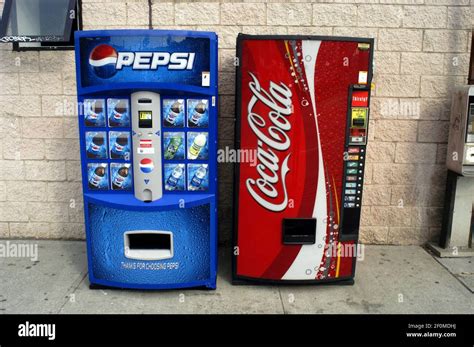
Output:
188 101 207 127
112 166 129 190
164 101 183 127
87 134 105 158
111 133 129 159
165 164 185 191
187 133 207 160
164 134 183 160
85 102 104 126
89 166 106 189
110 103 127 126
189 164 208 191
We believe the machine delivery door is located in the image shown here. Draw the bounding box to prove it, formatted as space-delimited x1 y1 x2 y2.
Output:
233 36 373 283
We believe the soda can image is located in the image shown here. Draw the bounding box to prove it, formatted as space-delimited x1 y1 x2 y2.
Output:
86 131 107 159
84 99 105 127
107 99 130 127
162 99 185 128
109 131 131 160
187 132 208 160
187 99 209 128
110 163 132 191
187 164 209 191
163 132 185 160
164 163 186 191
87 163 109 190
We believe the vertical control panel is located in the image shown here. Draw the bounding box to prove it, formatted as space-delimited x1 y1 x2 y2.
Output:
341 85 370 238
131 91 163 202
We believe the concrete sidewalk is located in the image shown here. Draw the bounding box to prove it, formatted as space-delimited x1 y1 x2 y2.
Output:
0 240 472 314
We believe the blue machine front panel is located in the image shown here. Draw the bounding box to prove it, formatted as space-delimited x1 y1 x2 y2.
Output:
88 204 210 285
75 30 218 290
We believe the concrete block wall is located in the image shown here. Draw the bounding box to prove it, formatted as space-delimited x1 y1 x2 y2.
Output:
0 0 471 245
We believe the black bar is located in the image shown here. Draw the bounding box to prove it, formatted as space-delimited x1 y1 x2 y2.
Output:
0 314 472 345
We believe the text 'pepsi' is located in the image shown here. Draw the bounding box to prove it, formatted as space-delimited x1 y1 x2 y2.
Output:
117 52 195 70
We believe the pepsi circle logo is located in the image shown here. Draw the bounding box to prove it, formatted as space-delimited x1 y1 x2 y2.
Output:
139 158 154 173
89 44 118 79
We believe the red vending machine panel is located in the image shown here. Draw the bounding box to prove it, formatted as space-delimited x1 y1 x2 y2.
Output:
233 35 374 284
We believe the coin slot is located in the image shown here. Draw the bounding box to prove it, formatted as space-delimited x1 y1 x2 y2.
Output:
138 98 152 104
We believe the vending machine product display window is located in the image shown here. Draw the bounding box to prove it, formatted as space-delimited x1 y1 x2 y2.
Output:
75 30 218 290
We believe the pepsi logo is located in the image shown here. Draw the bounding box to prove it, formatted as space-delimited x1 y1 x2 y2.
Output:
139 158 154 173
89 44 118 79
89 43 196 78
91 144 100 151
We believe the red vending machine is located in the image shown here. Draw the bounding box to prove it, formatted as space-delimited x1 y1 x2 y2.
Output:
233 35 374 284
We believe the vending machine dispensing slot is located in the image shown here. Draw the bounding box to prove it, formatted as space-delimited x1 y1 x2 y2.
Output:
131 91 163 202
282 218 317 245
124 230 173 261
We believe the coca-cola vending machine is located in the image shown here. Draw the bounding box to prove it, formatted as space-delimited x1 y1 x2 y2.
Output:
233 35 374 284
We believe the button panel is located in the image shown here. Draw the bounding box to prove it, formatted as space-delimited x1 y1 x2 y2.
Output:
343 146 365 208
340 86 371 238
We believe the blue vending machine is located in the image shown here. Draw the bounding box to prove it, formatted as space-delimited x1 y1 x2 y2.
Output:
74 30 218 289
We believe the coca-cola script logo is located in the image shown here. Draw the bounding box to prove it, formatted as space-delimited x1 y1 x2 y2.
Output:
245 72 293 212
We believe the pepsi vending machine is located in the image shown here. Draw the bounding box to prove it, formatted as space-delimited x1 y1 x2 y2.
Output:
75 30 218 289
233 35 373 284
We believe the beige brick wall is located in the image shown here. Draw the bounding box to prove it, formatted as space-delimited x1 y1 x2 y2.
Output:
0 0 471 245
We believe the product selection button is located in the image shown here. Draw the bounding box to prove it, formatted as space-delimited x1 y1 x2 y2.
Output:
350 136 364 143
348 147 360 154
347 162 358 168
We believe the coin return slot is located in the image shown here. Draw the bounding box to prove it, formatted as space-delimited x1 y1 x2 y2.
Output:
124 231 173 260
